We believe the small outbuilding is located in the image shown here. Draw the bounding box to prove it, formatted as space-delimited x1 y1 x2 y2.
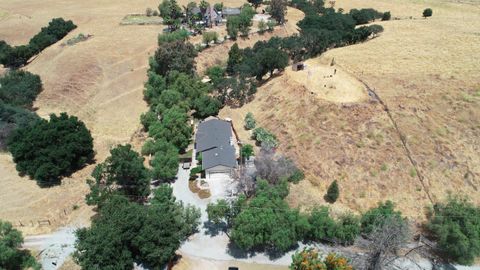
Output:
292 62 305 71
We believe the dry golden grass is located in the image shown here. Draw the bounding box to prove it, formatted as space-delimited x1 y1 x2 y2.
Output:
221 0 480 218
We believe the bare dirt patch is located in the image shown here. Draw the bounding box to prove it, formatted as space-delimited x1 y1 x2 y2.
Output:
286 58 369 103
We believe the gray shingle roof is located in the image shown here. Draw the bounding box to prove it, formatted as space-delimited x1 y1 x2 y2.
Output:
202 145 236 169
222 8 241 16
195 118 236 170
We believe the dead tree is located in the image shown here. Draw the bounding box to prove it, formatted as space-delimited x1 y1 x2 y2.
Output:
254 149 298 185
366 216 410 270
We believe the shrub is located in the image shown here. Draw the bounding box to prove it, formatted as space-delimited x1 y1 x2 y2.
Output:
8 113 94 186
202 31 219 46
252 127 278 149
288 169 304 183
333 214 361 245
258 19 267 33
382 11 391 21
157 29 190 45
423 8 433 18
290 248 353 270
266 20 276 31
325 180 339 203
0 70 42 108
146 7 154 16
190 166 202 178
360 200 402 234
244 112 256 130
427 196 480 265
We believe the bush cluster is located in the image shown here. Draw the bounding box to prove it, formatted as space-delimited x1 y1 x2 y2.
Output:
252 127 278 149
427 196 480 265
0 18 76 68
208 181 402 252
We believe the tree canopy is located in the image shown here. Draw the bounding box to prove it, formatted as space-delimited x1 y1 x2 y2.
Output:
150 140 179 182
0 220 39 270
0 70 42 108
8 113 94 186
152 40 197 76
75 186 200 270
0 18 76 68
86 144 150 206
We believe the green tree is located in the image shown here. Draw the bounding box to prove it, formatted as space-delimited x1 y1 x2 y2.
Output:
193 95 221 118
150 140 179 182
159 0 183 30
227 16 241 40
227 43 242 75
241 144 254 160
206 65 225 87
244 112 256 130
86 144 150 206
360 200 402 234
238 6 255 36
214 2 223 11
153 40 197 76
258 47 289 77
148 106 192 151
230 180 310 252
8 113 94 186
427 196 480 265
76 187 200 270
135 186 200 268
325 180 339 203
269 0 287 24
423 8 432 18
0 220 39 270
0 70 42 108
248 0 263 10
382 11 391 21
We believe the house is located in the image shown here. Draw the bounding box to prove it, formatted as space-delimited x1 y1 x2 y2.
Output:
195 117 239 180
222 7 241 18
206 6 222 26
